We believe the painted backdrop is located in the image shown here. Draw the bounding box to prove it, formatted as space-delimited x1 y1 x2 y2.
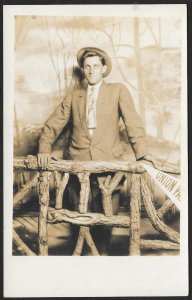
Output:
14 16 181 164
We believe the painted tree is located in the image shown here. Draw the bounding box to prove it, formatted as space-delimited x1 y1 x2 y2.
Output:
14 16 32 154
14 17 32 189
141 18 181 140
32 16 84 99
133 17 145 124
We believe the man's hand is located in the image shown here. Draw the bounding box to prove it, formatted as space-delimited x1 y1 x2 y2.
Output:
37 153 51 170
138 154 166 169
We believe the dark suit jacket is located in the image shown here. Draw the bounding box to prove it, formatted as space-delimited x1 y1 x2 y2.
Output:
39 81 148 161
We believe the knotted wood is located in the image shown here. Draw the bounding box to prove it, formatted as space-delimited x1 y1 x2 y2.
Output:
77 172 90 214
73 226 99 256
47 207 130 227
13 155 180 175
129 174 141 256
54 172 70 209
140 176 180 244
38 171 51 256
13 155 180 256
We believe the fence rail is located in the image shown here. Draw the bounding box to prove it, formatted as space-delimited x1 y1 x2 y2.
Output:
13 155 180 256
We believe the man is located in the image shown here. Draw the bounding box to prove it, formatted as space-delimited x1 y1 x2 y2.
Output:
37 47 156 253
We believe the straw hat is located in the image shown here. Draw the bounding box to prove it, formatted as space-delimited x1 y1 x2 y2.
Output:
77 47 112 77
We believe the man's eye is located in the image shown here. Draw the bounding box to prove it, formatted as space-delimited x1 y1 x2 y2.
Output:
84 64 100 70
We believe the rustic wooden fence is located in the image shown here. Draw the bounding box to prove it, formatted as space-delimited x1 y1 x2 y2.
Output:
13 155 180 256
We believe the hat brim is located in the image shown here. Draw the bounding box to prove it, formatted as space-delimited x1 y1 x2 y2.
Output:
77 47 112 77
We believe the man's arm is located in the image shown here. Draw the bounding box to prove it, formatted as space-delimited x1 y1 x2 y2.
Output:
118 84 167 167
38 94 72 169
118 84 149 160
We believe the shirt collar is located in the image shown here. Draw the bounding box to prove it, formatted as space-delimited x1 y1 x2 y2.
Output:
87 80 103 91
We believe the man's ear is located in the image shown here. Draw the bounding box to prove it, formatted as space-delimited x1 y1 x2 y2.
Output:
81 67 84 74
102 65 107 74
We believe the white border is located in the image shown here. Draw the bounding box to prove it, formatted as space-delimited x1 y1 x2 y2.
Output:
4 4 188 297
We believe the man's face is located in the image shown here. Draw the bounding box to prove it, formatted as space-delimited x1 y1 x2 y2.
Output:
83 55 107 85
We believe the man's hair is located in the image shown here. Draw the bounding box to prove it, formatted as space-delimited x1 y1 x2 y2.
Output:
82 51 105 66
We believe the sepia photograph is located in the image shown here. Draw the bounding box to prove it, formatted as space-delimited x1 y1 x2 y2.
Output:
4 3 188 297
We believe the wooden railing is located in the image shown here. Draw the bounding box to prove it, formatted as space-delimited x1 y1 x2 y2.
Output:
13 155 180 256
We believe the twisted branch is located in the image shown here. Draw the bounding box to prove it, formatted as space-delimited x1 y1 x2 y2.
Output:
140 176 180 244
47 207 130 227
99 172 124 216
157 199 174 219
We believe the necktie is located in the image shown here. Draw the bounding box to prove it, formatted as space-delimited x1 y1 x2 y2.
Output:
87 86 97 129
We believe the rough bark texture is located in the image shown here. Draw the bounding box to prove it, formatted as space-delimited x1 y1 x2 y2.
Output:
13 155 180 256
129 174 141 256
84 228 99 256
102 194 113 217
13 172 39 206
54 172 70 209
47 207 130 227
13 155 180 175
53 171 62 192
99 172 125 217
38 171 51 256
157 199 174 219
140 239 180 250
140 176 180 244
77 172 90 213
73 226 99 256
13 229 36 256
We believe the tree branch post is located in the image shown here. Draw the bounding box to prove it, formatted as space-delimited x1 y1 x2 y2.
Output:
99 172 124 217
129 174 141 256
77 172 90 214
73 226 99 256
54 172 70 209
38 171 51 256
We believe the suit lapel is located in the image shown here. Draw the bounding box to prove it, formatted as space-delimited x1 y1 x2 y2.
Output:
92 81 107 142
96 80 107 106
77 87 92 140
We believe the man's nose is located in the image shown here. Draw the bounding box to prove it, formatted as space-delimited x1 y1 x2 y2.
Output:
89 67 95 73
